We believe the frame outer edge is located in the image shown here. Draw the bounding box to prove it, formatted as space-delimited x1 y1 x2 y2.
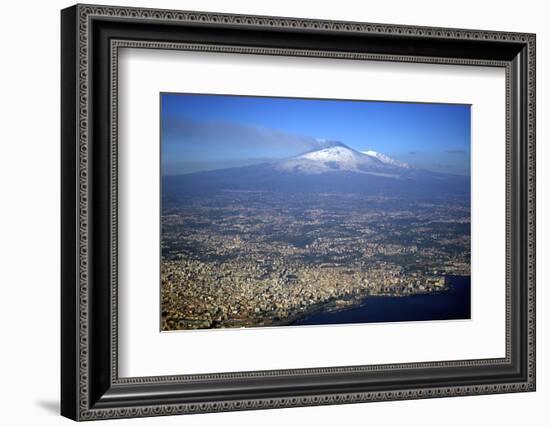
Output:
76 2 91 420
61 4 80 421
527 34 536 390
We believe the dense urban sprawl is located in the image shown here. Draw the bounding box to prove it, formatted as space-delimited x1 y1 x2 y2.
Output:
161 191 470 330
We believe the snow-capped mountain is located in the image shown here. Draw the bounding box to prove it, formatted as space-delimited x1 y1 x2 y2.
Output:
163 141 469 196
275 141 406 177
361 150 410 169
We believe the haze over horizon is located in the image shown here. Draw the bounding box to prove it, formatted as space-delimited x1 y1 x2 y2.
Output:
161 93 471 176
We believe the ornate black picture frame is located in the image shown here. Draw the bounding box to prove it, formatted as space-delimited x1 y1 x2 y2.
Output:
61 4 536 421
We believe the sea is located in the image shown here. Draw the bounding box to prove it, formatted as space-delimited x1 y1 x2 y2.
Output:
292 275 471 326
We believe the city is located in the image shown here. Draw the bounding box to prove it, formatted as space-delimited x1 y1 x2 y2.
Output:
161 191 470 330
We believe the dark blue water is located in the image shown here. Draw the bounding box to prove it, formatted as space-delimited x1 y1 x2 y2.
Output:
293 275 471 326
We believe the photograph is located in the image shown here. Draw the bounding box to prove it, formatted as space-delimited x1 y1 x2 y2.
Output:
160 93 472 331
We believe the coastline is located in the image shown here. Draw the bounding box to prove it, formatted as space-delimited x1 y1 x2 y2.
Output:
287 275 470 326
162 275 470 331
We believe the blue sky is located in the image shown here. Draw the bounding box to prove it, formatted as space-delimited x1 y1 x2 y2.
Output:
161 93 471 176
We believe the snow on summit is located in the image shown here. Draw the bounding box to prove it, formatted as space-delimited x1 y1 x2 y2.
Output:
275 141 406 177
301 146 369 163
362 150 410 169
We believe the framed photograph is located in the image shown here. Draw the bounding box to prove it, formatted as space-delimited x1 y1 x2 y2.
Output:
61 4 536 421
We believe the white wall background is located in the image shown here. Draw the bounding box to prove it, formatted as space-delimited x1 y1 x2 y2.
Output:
0 0 546 424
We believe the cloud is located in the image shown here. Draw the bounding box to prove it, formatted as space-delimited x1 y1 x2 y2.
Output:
162 117 319 154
